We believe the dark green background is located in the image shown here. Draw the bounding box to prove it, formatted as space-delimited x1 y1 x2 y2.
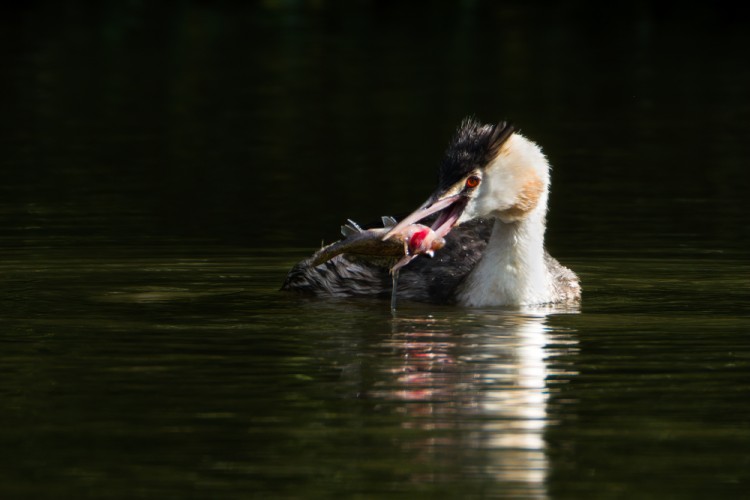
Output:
3 1 749 251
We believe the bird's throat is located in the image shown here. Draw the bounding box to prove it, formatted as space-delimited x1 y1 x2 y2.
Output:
457 216 550 306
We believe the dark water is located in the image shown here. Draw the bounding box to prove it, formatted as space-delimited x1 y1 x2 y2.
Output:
2 2 750 499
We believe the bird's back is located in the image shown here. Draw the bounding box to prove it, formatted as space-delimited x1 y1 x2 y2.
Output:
282 219 493 304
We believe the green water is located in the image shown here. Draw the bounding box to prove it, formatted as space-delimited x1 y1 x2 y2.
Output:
2 2 750 499
1 249 748 498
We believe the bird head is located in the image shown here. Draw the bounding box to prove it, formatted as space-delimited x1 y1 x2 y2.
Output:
384 118 550 243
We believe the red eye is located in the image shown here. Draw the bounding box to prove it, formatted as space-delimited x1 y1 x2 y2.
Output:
465 175 481 189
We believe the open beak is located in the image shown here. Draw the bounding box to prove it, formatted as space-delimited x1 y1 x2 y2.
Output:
383 192 468 242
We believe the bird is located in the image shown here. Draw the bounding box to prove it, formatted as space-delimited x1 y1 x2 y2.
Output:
282 117 580 307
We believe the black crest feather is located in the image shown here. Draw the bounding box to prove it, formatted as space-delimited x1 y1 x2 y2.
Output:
438 118 515 190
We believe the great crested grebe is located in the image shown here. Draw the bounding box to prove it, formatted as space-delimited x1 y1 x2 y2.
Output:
282 118 580 307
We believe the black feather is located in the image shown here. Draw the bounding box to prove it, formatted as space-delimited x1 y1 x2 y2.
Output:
438 117 515 191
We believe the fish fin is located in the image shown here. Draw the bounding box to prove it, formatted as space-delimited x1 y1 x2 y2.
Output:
391 254 417 274
341 219 364 237
381 216 398 228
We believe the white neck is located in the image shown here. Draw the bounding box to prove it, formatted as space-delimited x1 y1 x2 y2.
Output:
457 210 552 307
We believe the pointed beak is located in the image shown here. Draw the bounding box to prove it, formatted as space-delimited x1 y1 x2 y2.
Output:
383 192 468 242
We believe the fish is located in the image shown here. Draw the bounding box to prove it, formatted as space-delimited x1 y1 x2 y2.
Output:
309 216 445 271
307 216 446 311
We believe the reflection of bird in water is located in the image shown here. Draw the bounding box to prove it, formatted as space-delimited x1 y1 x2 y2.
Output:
367 311 575 491
283 118 580 307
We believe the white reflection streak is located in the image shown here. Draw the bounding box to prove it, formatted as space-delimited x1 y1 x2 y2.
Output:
479 313 550 487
